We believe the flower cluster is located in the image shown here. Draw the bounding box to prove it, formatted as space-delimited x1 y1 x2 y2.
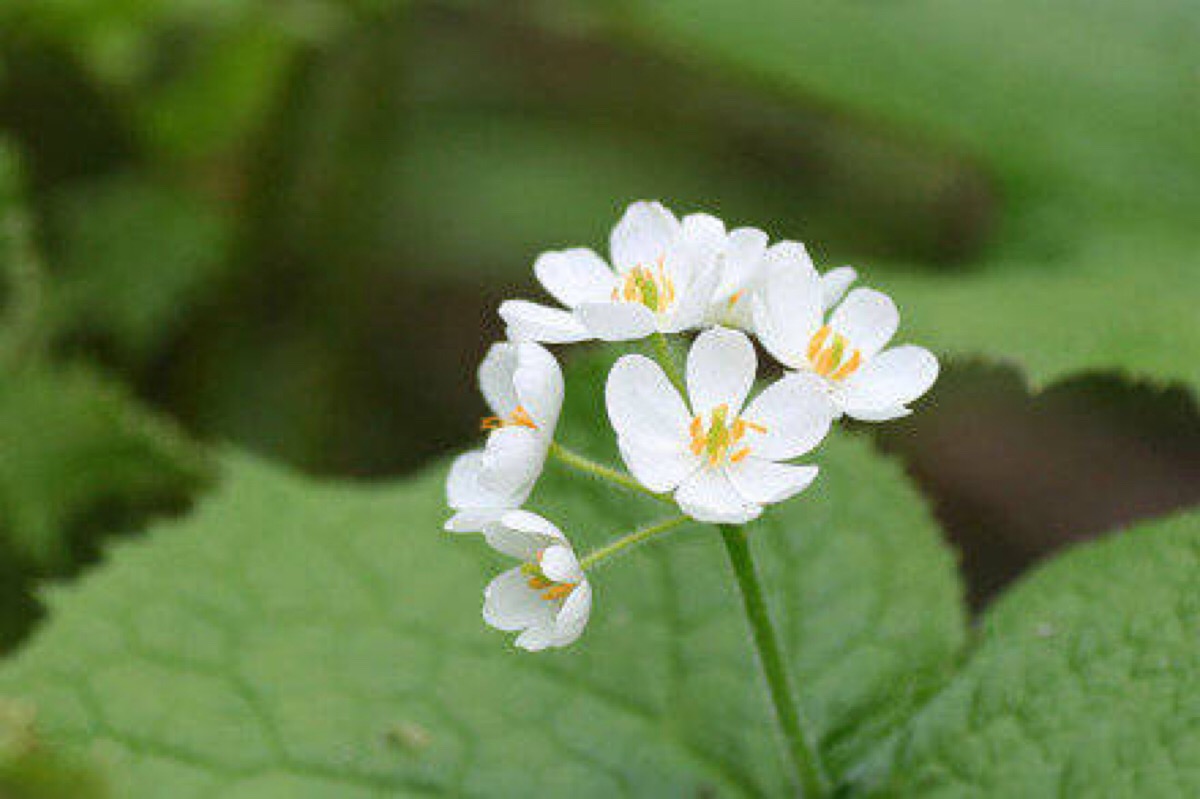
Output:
446 201 937 651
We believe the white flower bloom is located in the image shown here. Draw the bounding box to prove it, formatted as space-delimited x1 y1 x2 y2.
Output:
607 327 835 524
444 341 562 534
754 265 938 422
481 511 592 651
499 201 720 343
820 265 857 310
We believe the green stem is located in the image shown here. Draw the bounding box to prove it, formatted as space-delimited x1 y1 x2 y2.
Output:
719 525 828 798
579 515 691 570
653 332 687 396
549 442 670 504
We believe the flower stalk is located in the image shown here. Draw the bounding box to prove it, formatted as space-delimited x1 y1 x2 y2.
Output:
579 516 691 571
719 524 828 798
549 442 670 503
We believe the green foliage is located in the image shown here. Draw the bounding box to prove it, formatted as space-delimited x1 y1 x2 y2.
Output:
0 698 109 799
0 421 965 794
44 173 232 364
0 366 212 567
876 509 1200 797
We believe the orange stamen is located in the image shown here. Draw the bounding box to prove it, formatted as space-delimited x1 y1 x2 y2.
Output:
807 325 831 360
730 447 751 463
541 583 577 601
830 349 863 380
480 404 538 432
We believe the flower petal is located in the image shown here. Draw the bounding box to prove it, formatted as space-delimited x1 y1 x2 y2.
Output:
551 581 592 648
675 468 761 524
484 568 555 633
820 266 857 310
533 248 615 308
715 226 770 299
727 458 818 505
478 427 544 499
829 288 899 357
512 343 564 432
839 345 938 420
539 544 583 583
687 327 757 416
617 435 698 493
741 372 836 460
610 201 680 272
478 343 518 417
484 510 566 559
662 255 720 333
499 299 590 344
514 624 559 652
752 264 823 370
576 301 658 341
763 240 818 281
606 354 691 451
446 451 518 512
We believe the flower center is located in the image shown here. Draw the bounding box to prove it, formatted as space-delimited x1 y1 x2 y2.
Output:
521 552 578 602
689 404 768 467
612 258 675 313
807 325 862 381
480 404 537 431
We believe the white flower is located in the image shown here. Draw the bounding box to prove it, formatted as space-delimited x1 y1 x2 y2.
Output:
499 201 719 343
754 265 938 422
481 511 592 651
606 327 835 524
444 341 563 534
820 265 857 310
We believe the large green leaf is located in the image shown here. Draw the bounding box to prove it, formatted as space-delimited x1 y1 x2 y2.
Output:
0 387 965 794
0 366 211 567
875 508 1200 796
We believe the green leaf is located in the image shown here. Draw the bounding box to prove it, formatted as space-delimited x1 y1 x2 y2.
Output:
875 508 1200 796
44 174 232 364
0 366 211 567
0 369 965 794
0 698 109 799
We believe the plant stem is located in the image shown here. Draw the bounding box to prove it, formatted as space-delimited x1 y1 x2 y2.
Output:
653 332 687 395
719 524 828 798
579 515 691 570
549 442 670 504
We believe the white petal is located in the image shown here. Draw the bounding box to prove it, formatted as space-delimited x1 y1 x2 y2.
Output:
662 256 720 333
753 265 823 370
445 510 506 534
539 544 583 583
820 266 857 310
720 227 769 291
763 240 818 281
617 435 698 493
551 581 592 648
486 509 567 559
446 451 518 511
680 213 727 261
533 248 615 308
500 299 590 344
478 428 544 499
839 345 938 420
675 468 761 524
606 354 691 450
610 201 680 272
512 343 564 432
829 288 899 357
841 404 911 422
478 343 518 417
483 568 556 633
727 458 818 505
576 301 658 341
687 327 757 416
741 372 836 460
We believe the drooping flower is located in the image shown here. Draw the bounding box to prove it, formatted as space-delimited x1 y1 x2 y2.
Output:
499 201 719 343
606 327 835 524
444 341 562 534
480 511 592 651
754 265 938 422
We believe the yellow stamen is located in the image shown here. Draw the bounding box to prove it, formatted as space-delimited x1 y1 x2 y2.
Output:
830 349 863 381
807 326 863 381
689 406 769 467
612 257 676 313
807 325 831 361
727 290 744 308
480 404 538 431
541 583 577 601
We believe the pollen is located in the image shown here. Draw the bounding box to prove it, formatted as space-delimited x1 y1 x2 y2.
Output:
481 404 538 431
611 257 676 313
689 404 768 467
522 553 578 603
807 325 862 381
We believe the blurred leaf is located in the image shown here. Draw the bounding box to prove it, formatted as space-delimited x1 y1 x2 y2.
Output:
0 355 966 794
0 366 212 567
596 0 1200 217
0 136 47 369
878 226 1200 392
874 508 1200 796
0 698 108 799
45 173 232 364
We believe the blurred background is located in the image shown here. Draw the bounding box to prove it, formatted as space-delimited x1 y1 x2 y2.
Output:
0 0 1196 658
